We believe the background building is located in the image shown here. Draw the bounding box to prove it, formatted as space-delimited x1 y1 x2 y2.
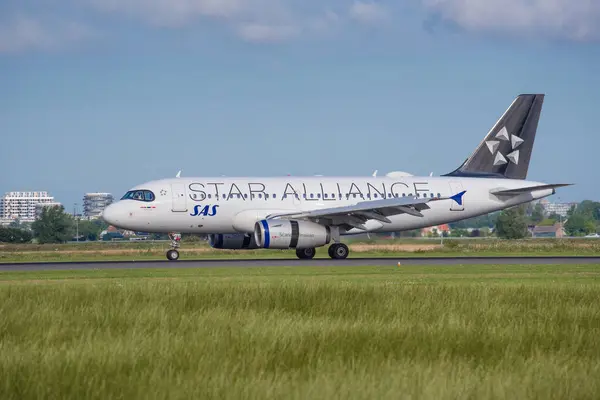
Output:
83 193 114 218
0 191 58 223
532 223 565 238
542 202 578 218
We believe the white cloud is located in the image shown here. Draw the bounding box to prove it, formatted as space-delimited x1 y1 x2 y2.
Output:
422 0 600 41
0 15 93 54
349 1 389 24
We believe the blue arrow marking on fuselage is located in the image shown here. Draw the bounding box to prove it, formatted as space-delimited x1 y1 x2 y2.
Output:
450 190 467 206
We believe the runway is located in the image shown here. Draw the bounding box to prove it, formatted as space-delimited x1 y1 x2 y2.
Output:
0 256 599 271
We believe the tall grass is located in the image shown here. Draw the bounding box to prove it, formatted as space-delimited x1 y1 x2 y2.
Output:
0 265 599 399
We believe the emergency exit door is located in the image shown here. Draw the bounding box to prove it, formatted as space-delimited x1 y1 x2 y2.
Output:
449 182 465 212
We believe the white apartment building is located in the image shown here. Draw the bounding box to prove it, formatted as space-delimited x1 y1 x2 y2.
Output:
0 191 59 222
543 202 578 218
83 193 114 218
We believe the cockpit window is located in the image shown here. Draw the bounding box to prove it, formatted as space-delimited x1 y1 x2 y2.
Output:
121 190 155 202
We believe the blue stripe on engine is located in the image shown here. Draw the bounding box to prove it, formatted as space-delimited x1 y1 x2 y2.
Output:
261 220 270 249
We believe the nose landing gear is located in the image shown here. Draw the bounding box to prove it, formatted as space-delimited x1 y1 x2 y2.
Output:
166 233 181 261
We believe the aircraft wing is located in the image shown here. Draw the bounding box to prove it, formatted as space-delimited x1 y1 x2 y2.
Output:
266 192 464 231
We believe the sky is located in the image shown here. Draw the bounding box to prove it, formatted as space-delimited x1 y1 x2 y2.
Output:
1 0 599 209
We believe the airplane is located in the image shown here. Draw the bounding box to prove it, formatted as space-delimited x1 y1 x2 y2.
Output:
102 94 571 261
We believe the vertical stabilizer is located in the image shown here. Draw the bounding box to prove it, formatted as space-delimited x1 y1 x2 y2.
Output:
444 94 544 180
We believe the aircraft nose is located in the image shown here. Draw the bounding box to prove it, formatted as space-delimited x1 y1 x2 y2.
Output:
101 203 121 226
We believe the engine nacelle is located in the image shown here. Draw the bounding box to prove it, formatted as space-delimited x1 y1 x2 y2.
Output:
254 220 331 249
208 233 259 250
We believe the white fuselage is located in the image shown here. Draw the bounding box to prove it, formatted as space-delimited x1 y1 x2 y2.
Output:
102 176 555 234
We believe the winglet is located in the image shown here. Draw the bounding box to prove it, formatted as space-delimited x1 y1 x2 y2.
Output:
450 190 467 206
176 170 182 178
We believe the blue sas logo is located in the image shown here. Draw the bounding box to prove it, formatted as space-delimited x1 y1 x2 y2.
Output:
190 205 219 217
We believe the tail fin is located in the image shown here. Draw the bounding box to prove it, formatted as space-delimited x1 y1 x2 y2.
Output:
444 94 544 180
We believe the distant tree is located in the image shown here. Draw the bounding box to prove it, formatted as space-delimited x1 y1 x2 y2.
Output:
31 206 74 244
538 218 558 227
496 206 528 239
449 212 498 229
450 228 468 238
76 220 106 241
0 227 33 243
397 229 421 238
531 203 545 224
548 212 562 222
564 214 596 237
574 201 600 221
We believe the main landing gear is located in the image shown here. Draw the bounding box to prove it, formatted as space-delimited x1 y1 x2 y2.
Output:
166 233 181 261
294 243 350 260
296 248 316 259
328 243 349 260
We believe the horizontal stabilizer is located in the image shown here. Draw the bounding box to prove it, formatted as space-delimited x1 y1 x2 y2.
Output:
491 184 572 196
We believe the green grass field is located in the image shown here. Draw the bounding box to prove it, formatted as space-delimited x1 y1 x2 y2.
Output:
1 264 599 399
1 238 599 263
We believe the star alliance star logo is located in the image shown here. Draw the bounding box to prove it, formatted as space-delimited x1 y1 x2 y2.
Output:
485 126 523 166
160 189 167 196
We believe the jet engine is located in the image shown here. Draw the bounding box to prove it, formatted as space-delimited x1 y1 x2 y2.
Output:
208 233 259 250
254 220 331 249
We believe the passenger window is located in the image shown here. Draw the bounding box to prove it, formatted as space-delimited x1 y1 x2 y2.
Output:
437 193 441 197
374 194 378 198
324 194 328 199
273 194 276 198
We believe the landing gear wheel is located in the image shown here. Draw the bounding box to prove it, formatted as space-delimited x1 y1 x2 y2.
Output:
166 249 180 261
328 243 349 260
296 248 316 260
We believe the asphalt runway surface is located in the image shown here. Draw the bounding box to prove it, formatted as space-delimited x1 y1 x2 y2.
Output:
0 256 599 271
